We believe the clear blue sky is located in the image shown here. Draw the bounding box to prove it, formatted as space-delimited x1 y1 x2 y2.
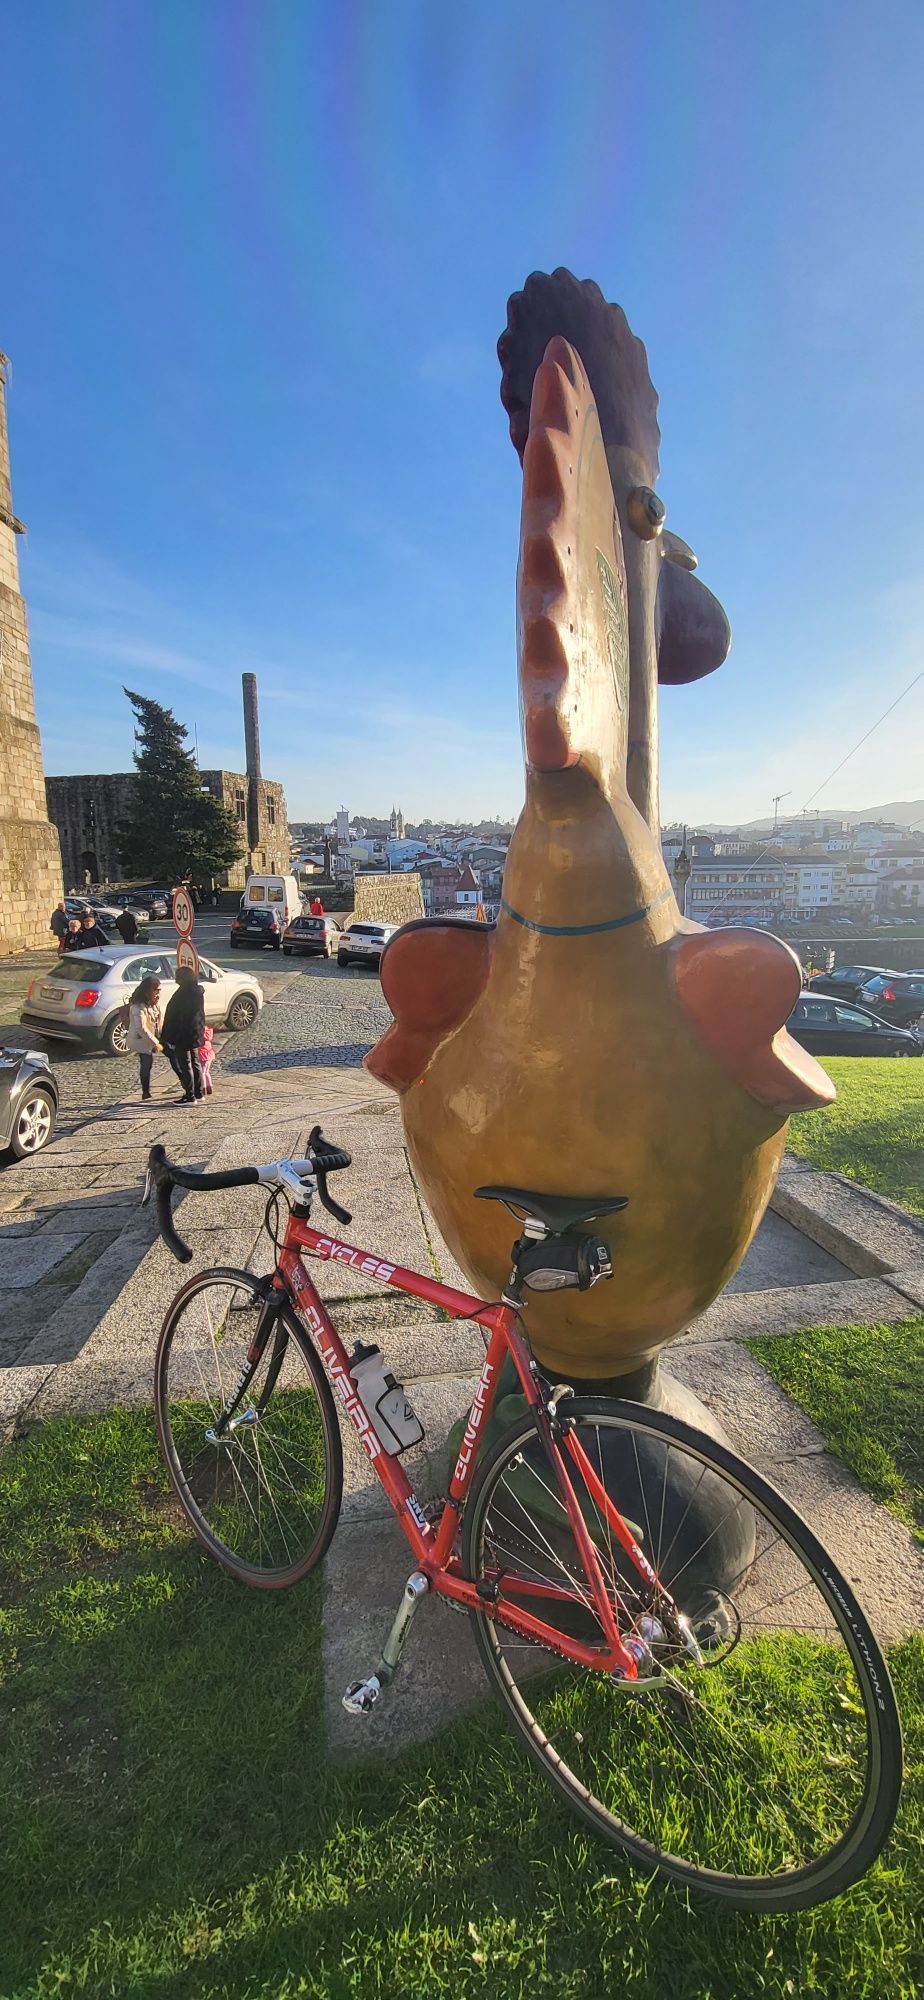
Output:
3 0 923 825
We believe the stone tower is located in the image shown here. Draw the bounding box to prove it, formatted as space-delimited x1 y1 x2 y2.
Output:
0 355 63 952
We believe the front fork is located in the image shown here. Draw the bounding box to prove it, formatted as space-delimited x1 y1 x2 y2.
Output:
205 1285 287 1442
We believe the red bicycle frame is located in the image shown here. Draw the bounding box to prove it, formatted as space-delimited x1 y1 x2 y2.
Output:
276 1209 652 1679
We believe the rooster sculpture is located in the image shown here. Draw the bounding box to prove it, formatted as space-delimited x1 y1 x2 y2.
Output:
366 272 833 1385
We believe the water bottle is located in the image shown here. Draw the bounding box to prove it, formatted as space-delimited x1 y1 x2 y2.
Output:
349 1343 425 1455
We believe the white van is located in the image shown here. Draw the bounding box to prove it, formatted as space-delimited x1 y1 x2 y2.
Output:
243 874 303 924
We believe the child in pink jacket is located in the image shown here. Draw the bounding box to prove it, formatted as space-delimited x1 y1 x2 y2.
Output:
197 1023 215 1095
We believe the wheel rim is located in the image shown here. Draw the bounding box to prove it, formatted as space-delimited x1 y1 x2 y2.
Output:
465 1405 897 1905
15 1094 53 1152
227 997 257 1030
156 1272 336 1582
109 1020 129 1055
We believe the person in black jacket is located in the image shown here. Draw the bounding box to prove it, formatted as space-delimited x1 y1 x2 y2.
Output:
161 966 206 1102
116 907 139 944
78 911 110 949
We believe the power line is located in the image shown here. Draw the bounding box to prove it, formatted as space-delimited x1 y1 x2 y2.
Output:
700 670 924 921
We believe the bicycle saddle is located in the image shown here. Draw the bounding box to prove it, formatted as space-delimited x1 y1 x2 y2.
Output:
474 1186 629 1234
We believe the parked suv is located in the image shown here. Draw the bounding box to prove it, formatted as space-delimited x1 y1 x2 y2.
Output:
282 914 342 958
337 921 398 969
21 946 262 1055
229 908 283 951
855 973 924 1029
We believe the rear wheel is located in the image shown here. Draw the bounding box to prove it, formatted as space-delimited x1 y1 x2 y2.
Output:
155 1267 343 1587
338 953 349 968
104 1013 130 1056
463 1399 901 1911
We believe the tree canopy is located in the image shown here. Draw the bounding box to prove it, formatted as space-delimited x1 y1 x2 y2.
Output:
117 689 244 881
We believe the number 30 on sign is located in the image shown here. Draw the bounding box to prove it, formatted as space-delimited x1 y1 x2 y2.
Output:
172 888 194 936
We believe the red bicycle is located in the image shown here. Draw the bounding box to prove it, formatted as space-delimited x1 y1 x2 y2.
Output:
146 1130 901 1912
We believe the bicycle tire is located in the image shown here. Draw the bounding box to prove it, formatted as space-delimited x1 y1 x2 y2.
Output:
155 1265 343 1589
462 1397 902 1912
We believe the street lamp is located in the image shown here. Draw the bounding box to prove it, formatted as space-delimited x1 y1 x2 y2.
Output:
673 826 692 917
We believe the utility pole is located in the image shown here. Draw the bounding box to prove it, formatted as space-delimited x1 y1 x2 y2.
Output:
772 791 791 832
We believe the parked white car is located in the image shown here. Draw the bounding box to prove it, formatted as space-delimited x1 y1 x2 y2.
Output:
21 946 263 1056
337 921 399 969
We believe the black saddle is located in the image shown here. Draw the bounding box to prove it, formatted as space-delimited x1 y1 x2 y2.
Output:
475 1185 629 1234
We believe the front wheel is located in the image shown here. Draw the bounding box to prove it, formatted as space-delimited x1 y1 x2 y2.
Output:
10 1086 56 1157
225 993 258 1031
463 1399 901 1912
155 1267 343 1587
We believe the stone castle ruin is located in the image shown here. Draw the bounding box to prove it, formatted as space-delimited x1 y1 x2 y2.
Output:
0 353 64 952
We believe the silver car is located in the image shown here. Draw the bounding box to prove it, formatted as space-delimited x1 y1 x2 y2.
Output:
337 921 398 969
21 946 263 1056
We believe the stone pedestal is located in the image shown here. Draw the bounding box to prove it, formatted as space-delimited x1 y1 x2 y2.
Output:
0 353 63 953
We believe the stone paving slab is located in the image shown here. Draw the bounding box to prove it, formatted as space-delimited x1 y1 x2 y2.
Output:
667 1343 828 1459
888 1266 924 1310
682 1276 914 1343
772 1155 924 1276
0 1230 91 1287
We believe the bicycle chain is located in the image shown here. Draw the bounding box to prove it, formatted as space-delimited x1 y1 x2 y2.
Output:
422 1496 652 1672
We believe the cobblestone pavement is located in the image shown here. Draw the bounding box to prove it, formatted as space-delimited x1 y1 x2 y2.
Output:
222 956 391 1072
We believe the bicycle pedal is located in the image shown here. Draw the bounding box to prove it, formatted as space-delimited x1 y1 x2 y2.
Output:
342 1674 383 1716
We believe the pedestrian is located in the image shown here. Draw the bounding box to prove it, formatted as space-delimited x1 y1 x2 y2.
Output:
126 974 162 1101
78 910 110 949
197 1022 215 1095
161 965 206 1103
211 886 220 908
116 907 138 944
49 901 68 952
62 918 83 950
310 894 325 916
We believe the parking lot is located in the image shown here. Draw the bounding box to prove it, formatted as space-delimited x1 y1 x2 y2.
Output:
0 912 388 1143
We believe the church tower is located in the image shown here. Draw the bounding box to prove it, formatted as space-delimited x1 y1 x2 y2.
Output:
0 354 63 951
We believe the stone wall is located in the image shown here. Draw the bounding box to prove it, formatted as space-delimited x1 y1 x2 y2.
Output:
0 356 64 954
45 773 136 889
199 769 289 888
353 872 425 925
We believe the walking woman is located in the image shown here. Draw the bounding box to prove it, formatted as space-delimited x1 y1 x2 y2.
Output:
126 974 162 1101
161 965 206 1103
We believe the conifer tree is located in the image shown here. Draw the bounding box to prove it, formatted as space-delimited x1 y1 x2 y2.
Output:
117 689 244 881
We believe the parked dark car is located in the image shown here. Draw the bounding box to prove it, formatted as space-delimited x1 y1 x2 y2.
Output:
282 914 342 958
229 908 282 951
788 994 923 1057
808 964 896 1003
0 1047 59 1159
855 973 924 1029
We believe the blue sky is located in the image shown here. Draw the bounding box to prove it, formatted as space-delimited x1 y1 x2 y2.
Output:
3 0 923 825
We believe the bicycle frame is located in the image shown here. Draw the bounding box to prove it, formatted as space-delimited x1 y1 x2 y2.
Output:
273 1208 654 1680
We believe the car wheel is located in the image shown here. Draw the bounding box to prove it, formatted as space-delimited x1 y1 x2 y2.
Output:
104 1014 131 1057
226 994 258 1032
273 940 281 951
283 947 292 956
337 953 349 967
10 1086 56 1159
890 1046 915 1056
325 942 333 958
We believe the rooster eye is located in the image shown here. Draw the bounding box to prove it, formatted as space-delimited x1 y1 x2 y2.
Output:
626 486 666 539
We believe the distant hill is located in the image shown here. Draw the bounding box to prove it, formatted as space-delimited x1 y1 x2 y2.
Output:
702 800 924 835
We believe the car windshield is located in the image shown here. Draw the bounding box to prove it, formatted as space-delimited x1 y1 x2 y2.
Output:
47 956 114 982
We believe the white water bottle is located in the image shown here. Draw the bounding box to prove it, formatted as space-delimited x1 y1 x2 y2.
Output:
349 1344 425 1455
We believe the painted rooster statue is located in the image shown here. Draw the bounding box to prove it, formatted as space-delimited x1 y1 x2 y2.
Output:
366 271 833 1385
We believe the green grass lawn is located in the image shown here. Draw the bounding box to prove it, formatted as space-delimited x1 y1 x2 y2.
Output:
788 1056 924 1217
1 1410 922 1999
750 1317 924 1544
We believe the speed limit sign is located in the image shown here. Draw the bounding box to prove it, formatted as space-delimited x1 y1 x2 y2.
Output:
172 887 194 937
175 936 199 975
